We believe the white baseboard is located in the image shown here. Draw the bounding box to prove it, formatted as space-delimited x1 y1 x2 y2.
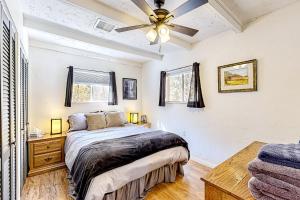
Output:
190 154 217 168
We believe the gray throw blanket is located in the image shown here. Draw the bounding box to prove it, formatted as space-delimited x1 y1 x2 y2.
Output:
258 143 300 169
248 177 300 200
70 130 189 200
249 158 300 187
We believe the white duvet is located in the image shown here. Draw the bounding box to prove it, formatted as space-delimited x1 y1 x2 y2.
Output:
65 125 189 200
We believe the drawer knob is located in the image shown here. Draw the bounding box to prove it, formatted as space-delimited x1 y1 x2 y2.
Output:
45 157 52 162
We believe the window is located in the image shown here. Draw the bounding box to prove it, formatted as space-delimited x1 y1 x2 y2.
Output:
166 69 192 103
72 71 110 103
72 83 109 103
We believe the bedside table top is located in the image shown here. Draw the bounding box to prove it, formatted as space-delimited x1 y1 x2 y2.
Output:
137 122 151 125
28 132 67 142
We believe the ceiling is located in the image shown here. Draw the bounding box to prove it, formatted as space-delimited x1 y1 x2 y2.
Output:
222 0 298 24
98 0 230 43
21 0 298 63
27 28 151 63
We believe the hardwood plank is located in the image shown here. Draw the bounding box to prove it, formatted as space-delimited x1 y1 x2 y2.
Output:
21 160 211 200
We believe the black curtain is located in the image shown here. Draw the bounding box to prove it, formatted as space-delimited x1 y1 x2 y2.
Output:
187 62 205 108
108 72 118 105
159 71 166 107
64 66 73 107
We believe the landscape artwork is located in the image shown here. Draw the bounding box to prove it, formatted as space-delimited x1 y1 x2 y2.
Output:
224 66 249 86
123 78 137 100
218 59 257 93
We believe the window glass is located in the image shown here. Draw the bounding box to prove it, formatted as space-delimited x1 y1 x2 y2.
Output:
91 84 109 102
72 83 109 103
184 72 191 102
72 84 91 102
167 74 183 102
166 70 192 103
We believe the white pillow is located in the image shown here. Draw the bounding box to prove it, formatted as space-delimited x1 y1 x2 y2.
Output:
68 113 87 132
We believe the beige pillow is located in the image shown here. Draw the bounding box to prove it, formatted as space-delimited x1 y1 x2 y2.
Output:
106 112 126 127
85 113 107 131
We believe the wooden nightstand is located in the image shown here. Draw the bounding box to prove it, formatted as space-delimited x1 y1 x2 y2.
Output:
28 133 66 176
137 122 151 128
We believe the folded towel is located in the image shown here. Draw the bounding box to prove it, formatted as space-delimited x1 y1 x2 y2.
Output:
249 158 300 187
258 143 300 169
249 176 300 200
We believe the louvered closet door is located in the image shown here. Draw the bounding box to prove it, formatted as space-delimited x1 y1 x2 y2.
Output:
0 5 17 200
20 50 28 188
1 10 11 200
25 60 29 181
20 53 24 187
10 30 17 200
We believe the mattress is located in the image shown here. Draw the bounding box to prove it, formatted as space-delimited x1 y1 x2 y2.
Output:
65 125 189 200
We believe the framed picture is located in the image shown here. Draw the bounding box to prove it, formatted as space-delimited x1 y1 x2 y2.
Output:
141 115 147 123
123 78 137 100
218 59 257 93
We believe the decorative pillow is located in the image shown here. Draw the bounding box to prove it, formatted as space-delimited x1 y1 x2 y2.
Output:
86 113 107 131
68 113 87 132
106 112 126 127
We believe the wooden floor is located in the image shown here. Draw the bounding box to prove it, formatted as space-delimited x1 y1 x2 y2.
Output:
21 160 211 200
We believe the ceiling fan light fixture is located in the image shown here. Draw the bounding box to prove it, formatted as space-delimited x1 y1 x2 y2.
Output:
160 33 170 43
158 24 169 36
117 0 203 45
146 28 157 42
158 24 170 43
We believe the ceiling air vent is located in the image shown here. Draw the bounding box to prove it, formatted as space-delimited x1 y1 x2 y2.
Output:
94 19 115 32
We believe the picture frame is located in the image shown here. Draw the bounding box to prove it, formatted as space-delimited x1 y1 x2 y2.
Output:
123 78 137 100
141 115 147 123
218 59 257 93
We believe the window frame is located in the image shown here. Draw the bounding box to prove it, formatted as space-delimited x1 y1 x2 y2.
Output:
166 68 192 104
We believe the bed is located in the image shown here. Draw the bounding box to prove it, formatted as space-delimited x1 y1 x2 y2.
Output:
65 124 189 200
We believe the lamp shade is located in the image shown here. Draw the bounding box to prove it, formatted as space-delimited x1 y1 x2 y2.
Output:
158 24 170 43
129 113 139 124
146 29 157 42
51 118 62 135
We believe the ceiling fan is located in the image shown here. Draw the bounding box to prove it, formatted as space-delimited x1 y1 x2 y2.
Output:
115 0 208 45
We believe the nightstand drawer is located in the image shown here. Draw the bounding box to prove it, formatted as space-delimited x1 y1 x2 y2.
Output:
33 139 62 155
33 151 62 168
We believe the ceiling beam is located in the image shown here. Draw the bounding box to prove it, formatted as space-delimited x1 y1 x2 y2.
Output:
65 0 192 49
209 0 243 32
30 39 143 67
23 14 163 61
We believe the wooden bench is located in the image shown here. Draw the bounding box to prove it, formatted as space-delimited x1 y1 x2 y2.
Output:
201 141 265 200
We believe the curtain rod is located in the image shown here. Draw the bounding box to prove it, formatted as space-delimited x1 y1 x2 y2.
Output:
166 64 193 73
67 66 110 74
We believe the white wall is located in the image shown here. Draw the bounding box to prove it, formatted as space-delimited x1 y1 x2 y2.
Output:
142 1 300 167
29 45 143 133
4 0 28 51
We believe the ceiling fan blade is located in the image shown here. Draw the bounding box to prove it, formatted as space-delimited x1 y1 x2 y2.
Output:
150 34 159 45
131 0 158 19
168 24 199 37
169 0 208 18
115 24 153 32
